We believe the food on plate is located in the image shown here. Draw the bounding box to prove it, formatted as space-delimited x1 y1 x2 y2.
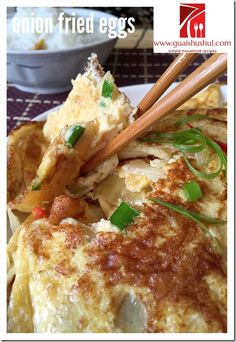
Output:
7 7 107 51
43 54 135 142
7 55 227 333
178 84 225 110
8 54 135 213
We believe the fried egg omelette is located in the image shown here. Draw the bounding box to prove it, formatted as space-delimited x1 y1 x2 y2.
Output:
7 155 227 333
7 55 227 333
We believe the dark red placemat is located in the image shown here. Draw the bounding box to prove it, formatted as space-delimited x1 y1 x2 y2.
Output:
7 49 227 134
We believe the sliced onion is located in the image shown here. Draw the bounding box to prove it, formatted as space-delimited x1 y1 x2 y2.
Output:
115 294 146 332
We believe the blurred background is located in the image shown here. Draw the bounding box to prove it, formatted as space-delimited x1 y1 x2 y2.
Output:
7 7 226 133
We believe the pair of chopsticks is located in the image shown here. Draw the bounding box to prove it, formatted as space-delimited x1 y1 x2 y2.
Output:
81 53 227 174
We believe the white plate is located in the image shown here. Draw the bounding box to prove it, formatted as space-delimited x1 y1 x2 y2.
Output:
34 82 227 121
8 82 227 241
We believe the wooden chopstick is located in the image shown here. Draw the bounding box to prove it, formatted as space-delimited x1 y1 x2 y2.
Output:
137 53 198 116
81 53 227 175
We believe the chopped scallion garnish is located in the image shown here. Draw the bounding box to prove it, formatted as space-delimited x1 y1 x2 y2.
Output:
65 124 85 149
102 80 113 99
32 183 41 191
175 114 208 128
109 202 139 231
183 181 202 202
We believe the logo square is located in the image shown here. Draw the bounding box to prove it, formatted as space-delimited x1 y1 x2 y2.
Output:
180 3 205 38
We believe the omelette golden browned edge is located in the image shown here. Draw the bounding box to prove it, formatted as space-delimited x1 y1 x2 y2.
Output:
7 55 227 333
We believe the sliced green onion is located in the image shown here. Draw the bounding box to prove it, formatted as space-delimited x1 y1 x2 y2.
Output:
102 80 113 99
173 133 206 153
141 128 227 180
109 202 139 231
206 137 227 170
183 136 227 180
32 183 41 191
141 128 201 143
183 181 202 202
175 114 208 128
65 124 85 149
183 154 222 179
155 127 201 139
142 130 206 153
149 198 226 224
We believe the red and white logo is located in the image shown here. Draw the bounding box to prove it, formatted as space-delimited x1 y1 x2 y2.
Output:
180 3 206 38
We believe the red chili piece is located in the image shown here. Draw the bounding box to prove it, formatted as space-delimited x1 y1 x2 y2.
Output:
32 207 47 219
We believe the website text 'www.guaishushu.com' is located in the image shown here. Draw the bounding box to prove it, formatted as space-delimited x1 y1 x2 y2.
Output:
153 39 231 53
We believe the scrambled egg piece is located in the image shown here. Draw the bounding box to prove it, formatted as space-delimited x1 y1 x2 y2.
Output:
44 53 136 143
